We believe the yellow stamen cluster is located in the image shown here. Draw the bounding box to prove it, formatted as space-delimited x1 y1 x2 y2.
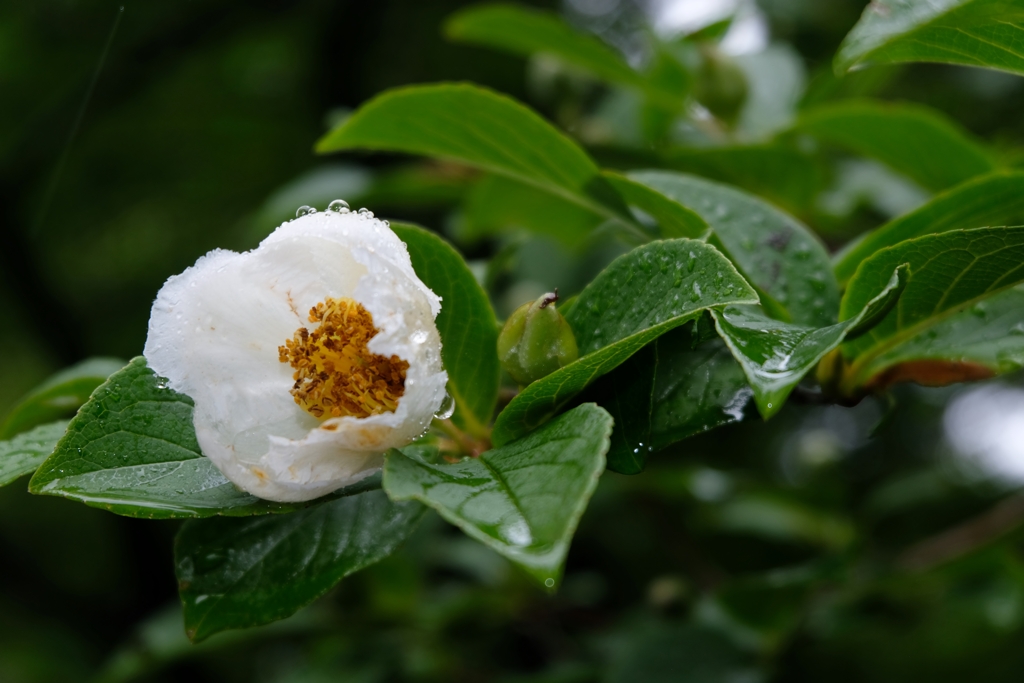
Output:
278 297 408 419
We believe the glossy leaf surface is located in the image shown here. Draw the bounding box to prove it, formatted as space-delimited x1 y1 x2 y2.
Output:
603 171 708 239
445 4 661 99
836 0 1024 77
176 489 424 642
855 283 1024 388
392 223 500 437
492 239 757 446
384 403 612 587
796 101 996 191
0 420 69 487
627 171 839 326
586 328 751 474
842 227 1024 390
834 171 1024 284
459 174 602 248
0 357 124 439
714 266 907 418
29 358 377 518
315 83 635 234
594 143 823 213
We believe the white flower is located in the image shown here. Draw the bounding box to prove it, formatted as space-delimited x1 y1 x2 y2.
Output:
144 207 447 502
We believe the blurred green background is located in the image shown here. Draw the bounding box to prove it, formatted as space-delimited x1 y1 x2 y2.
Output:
5 0 1024 681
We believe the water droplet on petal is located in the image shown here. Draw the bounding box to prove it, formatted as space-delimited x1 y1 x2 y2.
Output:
327 199 350 213
357 207 374 217
411 330 428 344
296 205 315 217
434 391 455 420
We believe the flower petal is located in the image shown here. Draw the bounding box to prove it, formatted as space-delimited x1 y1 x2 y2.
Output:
145 211 446 502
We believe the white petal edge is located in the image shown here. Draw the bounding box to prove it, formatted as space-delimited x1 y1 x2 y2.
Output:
144 211 447 502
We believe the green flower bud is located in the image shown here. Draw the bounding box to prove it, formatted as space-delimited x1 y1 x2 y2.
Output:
497 291 579 386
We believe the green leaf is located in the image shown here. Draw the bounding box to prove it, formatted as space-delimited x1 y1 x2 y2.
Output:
853 283 1024 387
29 358 377 518
841 227 1024 392
585 328 752 474
833 171 1024 285
0 420 69 487
594 143 823 213
445 4 674 103
835 0 1024 77
795 100 997 192
713 265 907 419
391 223 500 437
708 493 855 549
603 171 708 239
0 357 124 439
315 83 640 238
175 489 424 642
252 163 472 241
459 170 708 247
384 403 612 587
457 174 603 249
627 171 839 327
607 622 761 683
492 239 757 446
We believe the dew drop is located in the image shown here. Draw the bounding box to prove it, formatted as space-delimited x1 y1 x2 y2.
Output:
434 391 456 420
690 281 702 302
327 199 350 213
687 251 697 272
295 205 316 217
411 330 428 344
357 207 374 218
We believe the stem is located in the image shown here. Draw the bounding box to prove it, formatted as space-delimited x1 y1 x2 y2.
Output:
432 418 490 458
897 493 1024 572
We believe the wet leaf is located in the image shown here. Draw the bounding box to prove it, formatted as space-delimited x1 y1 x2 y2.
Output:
29 358 377 518
492 239 757 446
175 489 424 642
316 83 642 239
585 329 752 474
0 420 69 487
834 171 1024 285
0 357 124 439
384 403 612 588
593 143 823 213
603 171 708 239
836 0 1024 77
444 4 678 104
853 283 1024 390
457 174 603 249
714 265 907 418
392 223 500 438
795 100 997 192
841 227 1024 392
627 171 839 327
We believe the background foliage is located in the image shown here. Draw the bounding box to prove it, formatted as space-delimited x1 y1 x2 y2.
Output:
5 0 1024 681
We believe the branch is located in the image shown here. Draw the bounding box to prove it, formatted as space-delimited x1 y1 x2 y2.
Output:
897 493 1024 572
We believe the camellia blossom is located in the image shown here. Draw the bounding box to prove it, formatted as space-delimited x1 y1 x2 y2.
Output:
144 204 448 502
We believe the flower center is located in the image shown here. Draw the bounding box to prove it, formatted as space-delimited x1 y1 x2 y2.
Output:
278 297 409 419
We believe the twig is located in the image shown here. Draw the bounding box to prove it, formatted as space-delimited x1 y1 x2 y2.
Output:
897 493 1024 572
